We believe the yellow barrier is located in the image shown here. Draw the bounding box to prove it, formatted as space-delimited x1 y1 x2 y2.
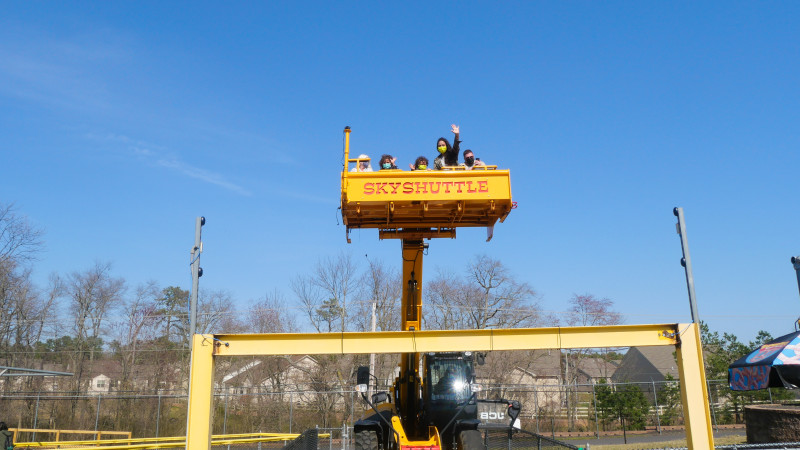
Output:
12 432 327 449
10 429 132 445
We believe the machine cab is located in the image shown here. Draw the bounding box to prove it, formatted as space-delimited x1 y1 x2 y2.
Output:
424 353 476 404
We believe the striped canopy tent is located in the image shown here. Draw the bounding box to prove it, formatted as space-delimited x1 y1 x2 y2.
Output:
729 330 800 391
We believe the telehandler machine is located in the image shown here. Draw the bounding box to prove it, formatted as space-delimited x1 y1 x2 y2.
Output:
340 127 520 450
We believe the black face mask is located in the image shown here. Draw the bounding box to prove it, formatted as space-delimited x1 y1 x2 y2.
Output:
465 156 475 166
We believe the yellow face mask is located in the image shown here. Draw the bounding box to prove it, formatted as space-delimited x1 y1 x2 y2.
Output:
437 145 447 154
417 164 427 170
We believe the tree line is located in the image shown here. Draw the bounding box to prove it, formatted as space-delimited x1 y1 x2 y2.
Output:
1 201 787 436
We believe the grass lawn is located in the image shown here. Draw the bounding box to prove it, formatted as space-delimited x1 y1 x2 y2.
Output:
588 434 747 450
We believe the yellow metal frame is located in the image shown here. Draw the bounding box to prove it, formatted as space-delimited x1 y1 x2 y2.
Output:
186 323 714 449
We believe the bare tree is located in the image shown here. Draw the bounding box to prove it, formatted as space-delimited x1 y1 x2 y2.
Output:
290 254 359 428
239 292 299 431
65 262 126 356
468 254 540 328
161 287 243 345
196 289 244 335
565 294 623 327
0 203 44 267
424 269 473 330
0 203 45 367
352 258 400 332
108 281 161 429
247 289 297 334
60 261 125 420
425 255 540 330
562 293 623 428
110 281 161 390
2 269 57 371
292 252 358 332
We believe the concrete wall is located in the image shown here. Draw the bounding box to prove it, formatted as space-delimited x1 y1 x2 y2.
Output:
745 404 800 443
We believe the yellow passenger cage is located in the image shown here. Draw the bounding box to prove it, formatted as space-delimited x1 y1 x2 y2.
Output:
340 126 514 242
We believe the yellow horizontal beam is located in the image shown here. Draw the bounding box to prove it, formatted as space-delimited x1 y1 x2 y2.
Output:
213 323 680 356
37 436 312 450
11 429 130 437
14 433 298 447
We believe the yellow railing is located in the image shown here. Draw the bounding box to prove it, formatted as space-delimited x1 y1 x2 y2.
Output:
12 432 323 450
10 429 132 445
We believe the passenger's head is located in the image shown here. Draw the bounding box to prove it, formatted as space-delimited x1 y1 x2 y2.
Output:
379 154 394 170
414 156 429 170
436 137 451 155
0 422 7 431
356 154 371 171
463 149 475 166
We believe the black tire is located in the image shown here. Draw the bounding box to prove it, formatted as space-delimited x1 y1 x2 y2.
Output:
355 429 379 450
456 429 483 450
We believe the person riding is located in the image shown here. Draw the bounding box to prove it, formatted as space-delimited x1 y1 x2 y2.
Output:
461 149 485 170
378 154 398 170
410 156 430 171
350 154 373 172
433 124 460 170
434 368 458 394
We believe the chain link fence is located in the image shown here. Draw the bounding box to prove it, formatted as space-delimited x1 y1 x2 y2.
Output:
0 379 788 442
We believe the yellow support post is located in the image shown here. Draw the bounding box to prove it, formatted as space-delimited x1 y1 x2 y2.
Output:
676 323 715 450
186 334 215 450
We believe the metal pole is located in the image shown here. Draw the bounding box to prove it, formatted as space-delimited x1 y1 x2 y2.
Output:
533 386 539 434
673 208 700 323
95 395 101 431
707 380 718 431
652 379 661 434
32 392 40 442
674 207 700 323
226 393 231 450
591 383 599 438
792 257 800 302
223 386 229 435
290 392 293 434
185 216 204 437
189 216 205 346
563 351 569 430
156 394 162 438
368 302 377 400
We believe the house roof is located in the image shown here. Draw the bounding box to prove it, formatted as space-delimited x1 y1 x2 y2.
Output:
575 357 619 379
87 359 122 379
219 355 318 386
611 346 678 383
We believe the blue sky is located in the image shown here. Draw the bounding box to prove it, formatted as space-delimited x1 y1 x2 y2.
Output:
2 2 798 343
